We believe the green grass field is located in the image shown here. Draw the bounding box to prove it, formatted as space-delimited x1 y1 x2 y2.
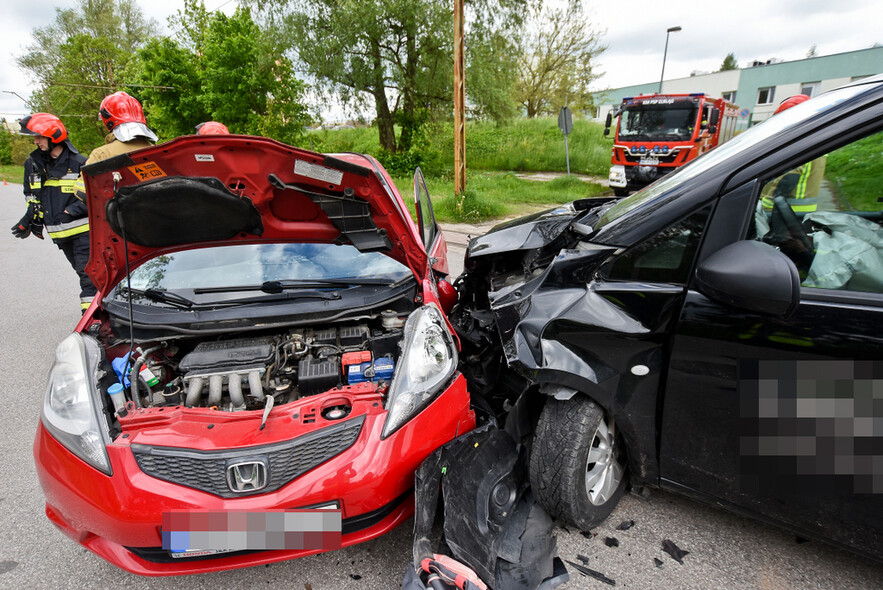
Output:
824 131 883 211
393 172 608 223
313 117 612 178
0 166 22 184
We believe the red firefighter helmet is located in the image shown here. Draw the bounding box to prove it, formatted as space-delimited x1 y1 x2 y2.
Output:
98 91 158 142
774 94 811 115
195 121 230 135
19 113 68 143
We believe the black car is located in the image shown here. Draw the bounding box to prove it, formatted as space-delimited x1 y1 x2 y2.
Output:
453 75 883 561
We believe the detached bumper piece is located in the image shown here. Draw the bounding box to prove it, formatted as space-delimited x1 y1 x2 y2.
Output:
404 425 568 590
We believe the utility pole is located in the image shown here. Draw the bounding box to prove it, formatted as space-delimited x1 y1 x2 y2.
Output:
453 0 466 196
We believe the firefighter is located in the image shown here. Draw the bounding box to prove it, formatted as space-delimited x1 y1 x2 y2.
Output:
195 121 230 135
761 94 824 212
13 113 96 311
75 91 158 174
69 91 157 295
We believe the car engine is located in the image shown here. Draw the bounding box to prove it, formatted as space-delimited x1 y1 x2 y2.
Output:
107 318 404 413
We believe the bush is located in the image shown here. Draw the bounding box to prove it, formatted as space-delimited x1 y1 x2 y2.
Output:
0 126 12 165
11 134 35 165
376 148 424 178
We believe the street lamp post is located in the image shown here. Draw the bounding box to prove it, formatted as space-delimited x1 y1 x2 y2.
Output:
658 26 682 93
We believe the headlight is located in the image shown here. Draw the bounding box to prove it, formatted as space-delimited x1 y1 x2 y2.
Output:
41 333 111 474
382 305 457 439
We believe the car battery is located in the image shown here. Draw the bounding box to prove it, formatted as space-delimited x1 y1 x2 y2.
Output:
347 355 395 385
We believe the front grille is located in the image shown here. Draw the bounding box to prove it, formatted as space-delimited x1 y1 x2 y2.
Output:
623 153 680 165
131 416 364 498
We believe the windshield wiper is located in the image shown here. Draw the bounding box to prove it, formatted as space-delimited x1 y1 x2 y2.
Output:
195 278 394 295
119 287 196 309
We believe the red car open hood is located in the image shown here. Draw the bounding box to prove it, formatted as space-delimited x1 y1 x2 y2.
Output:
82 135 428 293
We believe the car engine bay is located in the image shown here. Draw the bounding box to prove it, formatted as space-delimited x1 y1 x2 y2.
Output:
100 313 407 418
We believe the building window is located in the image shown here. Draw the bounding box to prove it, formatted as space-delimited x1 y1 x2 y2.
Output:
757 87 775 105
800 82 820 97
721 91 736 103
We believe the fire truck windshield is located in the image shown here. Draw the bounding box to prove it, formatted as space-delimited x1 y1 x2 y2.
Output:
619 104 699 141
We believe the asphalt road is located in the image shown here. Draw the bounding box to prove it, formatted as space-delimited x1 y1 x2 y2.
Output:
0 181 881 589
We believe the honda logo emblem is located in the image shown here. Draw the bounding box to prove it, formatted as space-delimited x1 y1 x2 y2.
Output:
226 459 269 493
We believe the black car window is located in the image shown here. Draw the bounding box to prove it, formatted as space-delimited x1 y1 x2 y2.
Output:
750 129 883 294
605 207 711 283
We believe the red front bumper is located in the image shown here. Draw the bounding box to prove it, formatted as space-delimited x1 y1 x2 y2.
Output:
33 375 474 576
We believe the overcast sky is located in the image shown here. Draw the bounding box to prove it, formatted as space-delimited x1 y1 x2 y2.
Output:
2 0 881 122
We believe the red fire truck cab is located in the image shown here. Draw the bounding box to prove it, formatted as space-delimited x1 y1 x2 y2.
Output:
605 93 739 195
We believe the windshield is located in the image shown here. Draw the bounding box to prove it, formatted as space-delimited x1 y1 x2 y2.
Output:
117 243 411 301
619 104 699 141
598 82 873 229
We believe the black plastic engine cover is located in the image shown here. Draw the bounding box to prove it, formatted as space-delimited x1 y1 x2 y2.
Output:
179 337 275 373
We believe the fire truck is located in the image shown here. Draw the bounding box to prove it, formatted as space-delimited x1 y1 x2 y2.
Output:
605 93 739 195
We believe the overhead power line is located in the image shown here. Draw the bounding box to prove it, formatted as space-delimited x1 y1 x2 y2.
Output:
47 82 177 90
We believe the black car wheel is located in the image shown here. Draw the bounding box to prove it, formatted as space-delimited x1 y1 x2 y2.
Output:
529 396 627 531
613 187 630 197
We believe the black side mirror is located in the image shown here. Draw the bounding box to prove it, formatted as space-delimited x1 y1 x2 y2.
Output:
695 240 800 316
709 110 720 127
605 113 612 128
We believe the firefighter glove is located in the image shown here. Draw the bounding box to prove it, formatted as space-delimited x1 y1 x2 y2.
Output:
11 202 43 240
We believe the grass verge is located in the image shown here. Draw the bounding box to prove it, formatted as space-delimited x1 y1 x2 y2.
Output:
824 131 882 211
0 165 23 184
393 172 608 223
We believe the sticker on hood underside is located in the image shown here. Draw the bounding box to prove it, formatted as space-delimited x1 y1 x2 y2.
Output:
128 161 167 181
294 160 343 186
195 154 214 162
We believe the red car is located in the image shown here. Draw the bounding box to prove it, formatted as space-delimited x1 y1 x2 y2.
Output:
33 135 475 575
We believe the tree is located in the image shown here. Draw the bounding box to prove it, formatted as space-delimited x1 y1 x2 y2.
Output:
129 1 310 143
16 0 158 151
253 0 530 152
719 52 738 71
513 1 606 118
807 44 818 58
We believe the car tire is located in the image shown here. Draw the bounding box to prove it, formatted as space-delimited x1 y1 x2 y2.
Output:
613 187 629 197
529 396 627 531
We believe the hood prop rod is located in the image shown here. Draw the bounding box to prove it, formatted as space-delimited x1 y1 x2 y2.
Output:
113 172 140 409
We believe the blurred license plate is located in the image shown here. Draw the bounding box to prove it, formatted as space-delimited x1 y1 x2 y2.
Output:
639 157 659 166
163 509 343 556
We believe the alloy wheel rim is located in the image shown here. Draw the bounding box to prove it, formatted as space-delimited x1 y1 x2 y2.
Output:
584 415 624 505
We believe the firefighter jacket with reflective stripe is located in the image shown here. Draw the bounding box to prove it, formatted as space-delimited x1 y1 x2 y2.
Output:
760 156 826 213
73 135 155 202
23 145 88 242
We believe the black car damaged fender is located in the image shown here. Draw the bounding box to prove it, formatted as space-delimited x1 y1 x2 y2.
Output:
454 204 672 486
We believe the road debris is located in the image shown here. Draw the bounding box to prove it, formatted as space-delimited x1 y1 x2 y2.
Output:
662 539 689 564
565 560 616 586
615 520 635 531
